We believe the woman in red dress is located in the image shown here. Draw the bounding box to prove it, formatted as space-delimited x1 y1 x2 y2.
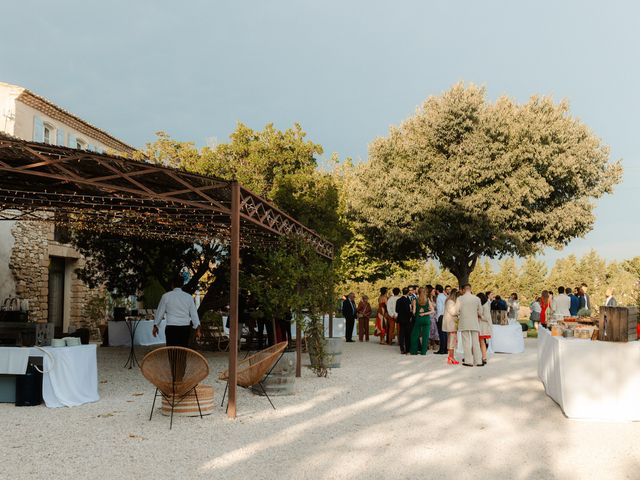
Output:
540 290 551 327
375 287 388 344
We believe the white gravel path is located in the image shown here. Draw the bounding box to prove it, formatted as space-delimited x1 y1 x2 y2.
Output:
1 339 639 480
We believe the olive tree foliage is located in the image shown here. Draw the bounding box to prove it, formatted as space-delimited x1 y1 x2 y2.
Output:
349 83 622 287
75 123 343 315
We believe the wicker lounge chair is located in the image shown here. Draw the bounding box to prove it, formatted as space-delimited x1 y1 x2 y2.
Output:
219 341 287 411
140 347 209 429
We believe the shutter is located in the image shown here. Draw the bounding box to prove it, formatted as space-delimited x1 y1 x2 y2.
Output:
33 116 44 142
56 128 65 146
68 133 77 148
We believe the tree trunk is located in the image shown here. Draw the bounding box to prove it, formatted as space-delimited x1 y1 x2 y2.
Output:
455 270 471 289
450 255 477 289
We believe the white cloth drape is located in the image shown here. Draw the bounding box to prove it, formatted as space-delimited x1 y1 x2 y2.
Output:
490 323 525 354
538 327 640 421
0 348 30 374
26 345 99 408
108 320 165 346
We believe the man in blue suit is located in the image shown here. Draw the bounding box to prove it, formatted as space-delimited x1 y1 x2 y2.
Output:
567 287 580 316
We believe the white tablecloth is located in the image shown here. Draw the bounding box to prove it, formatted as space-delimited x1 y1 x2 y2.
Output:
108 320 165 346
537 327 640 421
490 323 525 354
224 315 347 339
0 347 30 374
28 345 99 408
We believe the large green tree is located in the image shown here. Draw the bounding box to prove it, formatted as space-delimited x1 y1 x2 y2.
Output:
73 123 342 314
350 83 622 286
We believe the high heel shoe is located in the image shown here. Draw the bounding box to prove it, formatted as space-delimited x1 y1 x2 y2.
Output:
447 356 459 365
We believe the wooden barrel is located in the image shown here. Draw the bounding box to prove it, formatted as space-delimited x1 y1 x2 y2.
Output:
252 351 296 396
161 384 214 417
308 337 343 369
324 338 342 368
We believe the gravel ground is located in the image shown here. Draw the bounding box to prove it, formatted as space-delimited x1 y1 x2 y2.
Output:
1 339 639 480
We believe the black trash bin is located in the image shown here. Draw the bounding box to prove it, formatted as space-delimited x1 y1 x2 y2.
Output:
69 328 91 345
15 364 42 406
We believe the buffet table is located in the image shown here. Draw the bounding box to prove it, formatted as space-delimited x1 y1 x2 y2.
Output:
490 323 525 354
538 326 640 421
108 320 165 346
0 345 99 408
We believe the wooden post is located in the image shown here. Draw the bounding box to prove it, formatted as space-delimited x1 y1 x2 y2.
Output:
228 181 240 419
295 316 302 378
328 311 333 339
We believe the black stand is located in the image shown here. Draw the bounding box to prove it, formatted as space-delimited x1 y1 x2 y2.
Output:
149 385 203 430
123 319 140 369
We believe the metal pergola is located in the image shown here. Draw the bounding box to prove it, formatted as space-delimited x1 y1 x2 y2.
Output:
0 133 333 418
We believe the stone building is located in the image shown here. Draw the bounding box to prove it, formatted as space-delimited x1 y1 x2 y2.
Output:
0 82 137 335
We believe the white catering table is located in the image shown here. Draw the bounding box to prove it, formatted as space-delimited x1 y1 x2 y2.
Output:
223 315 347 339
108 320 165 346
0 345 99 408
490 323 525 354
538 327 640 421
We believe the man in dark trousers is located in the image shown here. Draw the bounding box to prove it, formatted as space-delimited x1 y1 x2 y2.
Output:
342 292 357 342
395 287 413 354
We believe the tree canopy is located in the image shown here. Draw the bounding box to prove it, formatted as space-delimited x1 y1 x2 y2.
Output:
349 83 623 286
73 122 343 314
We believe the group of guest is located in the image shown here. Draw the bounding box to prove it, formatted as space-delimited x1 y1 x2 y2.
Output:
529 283 598 328
345 284 530 367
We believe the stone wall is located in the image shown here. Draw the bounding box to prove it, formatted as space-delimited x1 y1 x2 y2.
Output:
9 221 49 323
9 220 101 340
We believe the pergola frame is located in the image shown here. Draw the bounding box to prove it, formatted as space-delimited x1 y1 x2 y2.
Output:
0 134 333 418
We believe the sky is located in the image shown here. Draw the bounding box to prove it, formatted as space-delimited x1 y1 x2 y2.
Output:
1 0 638 264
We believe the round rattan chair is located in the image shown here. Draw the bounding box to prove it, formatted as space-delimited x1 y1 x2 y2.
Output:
219 341 288 411
140 347 209 428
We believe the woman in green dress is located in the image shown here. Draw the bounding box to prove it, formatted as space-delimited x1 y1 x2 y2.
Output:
410 287 433 355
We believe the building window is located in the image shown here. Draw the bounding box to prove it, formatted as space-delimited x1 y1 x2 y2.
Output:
43 124 53 144
53 224 72 244
76 138 87 150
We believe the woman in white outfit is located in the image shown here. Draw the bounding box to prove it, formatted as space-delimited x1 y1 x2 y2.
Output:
477 292 492 365
507 293 520 325
442 289 460 365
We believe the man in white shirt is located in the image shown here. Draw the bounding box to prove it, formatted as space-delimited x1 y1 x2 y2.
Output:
435 285 448 354
153 276 201 347
386 287 400 345
455 284 483 367
552 286 571 318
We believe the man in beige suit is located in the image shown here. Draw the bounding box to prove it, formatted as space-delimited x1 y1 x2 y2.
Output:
455 284 484 367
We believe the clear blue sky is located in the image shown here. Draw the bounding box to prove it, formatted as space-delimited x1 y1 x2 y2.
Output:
2 0 638 263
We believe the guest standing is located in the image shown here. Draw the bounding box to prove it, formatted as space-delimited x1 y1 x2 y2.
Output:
605 288 618 307
477 292 492 365
530 297 542 330
435 285 448 355
456 284 483 367
507 293 520 325
357 295 372 342
342 292 357 342
395 287 413 355
552 286 571 319
386 287 400 345
410 287 433 355
278 310 292 346
567 288 580 316
153 276 201 347
443 288 460 365
375 287 388 344
578 283 591 311
540 290 551 327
